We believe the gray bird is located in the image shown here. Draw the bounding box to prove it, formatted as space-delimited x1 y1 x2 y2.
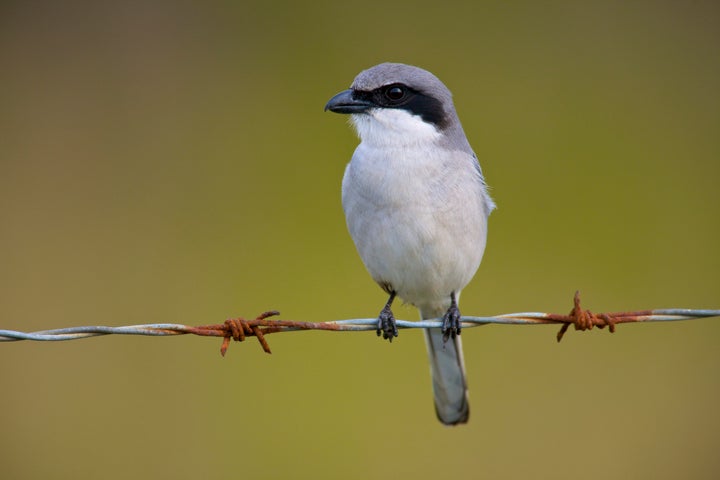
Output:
325 63 494 425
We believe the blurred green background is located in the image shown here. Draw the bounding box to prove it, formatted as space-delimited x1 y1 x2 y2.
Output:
1 1 718 479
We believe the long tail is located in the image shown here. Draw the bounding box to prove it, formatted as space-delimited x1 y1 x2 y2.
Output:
422 307 469 425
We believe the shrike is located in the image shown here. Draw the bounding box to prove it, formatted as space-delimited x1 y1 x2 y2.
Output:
325 63 494 425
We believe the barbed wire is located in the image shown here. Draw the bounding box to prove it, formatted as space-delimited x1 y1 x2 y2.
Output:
1 292 718 355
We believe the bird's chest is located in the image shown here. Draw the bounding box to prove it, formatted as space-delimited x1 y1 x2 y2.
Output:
341 143 470 266
342 144 447 214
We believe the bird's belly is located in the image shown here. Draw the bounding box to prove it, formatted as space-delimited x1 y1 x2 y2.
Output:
351 209 483 303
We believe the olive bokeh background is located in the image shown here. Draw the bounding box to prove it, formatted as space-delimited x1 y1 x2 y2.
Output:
1 2 718 479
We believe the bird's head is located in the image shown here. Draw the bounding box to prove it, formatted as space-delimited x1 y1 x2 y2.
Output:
325 63 463 148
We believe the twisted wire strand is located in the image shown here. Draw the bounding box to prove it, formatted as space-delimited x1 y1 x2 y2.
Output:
1 309 716 341
1 292 718 355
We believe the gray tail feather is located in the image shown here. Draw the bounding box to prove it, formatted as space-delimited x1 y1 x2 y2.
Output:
423 325 469 425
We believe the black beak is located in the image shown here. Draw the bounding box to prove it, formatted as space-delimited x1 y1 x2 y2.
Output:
324 89 373 114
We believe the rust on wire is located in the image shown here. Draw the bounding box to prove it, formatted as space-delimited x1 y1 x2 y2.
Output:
554 291 615 342
185 312 277 356
551 291 655 342
187 310 345 356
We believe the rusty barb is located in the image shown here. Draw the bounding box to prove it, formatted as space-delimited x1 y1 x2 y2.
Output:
1 292 718 356
553 291 618 342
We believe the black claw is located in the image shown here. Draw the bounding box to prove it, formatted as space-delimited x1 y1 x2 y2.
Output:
376 291 398 342
441 293 462 342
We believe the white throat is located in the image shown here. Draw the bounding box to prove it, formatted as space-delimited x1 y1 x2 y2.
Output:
351 108 442 148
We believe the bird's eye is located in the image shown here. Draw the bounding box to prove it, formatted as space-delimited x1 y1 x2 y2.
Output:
385 86 405 101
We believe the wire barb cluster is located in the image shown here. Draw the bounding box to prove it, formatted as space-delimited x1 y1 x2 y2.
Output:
1 292 718 356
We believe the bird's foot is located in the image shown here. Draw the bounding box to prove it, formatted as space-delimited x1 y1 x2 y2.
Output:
441 303 462 342
376 304 398 342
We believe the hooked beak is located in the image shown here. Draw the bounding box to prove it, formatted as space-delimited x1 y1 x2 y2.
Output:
324 89 373 114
